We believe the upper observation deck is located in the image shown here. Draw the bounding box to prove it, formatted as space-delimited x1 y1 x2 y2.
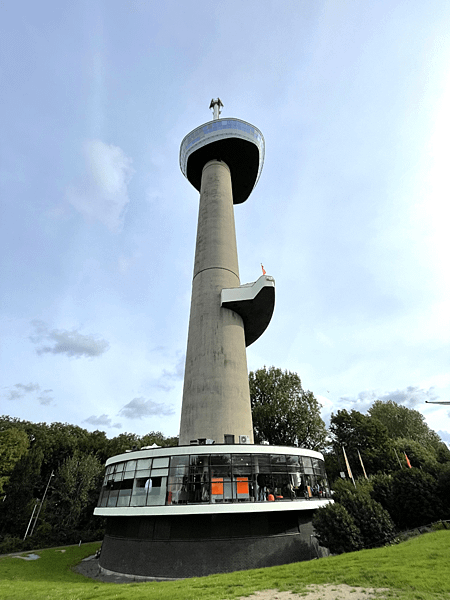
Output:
180 112 265 204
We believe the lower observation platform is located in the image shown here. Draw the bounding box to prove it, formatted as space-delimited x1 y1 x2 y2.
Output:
95 444 332 579
222 275 275 347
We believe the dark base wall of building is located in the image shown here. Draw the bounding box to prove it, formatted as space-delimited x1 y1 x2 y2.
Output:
99 510 328 579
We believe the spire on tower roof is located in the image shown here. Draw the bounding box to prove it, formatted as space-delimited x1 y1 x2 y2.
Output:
209 98 223 120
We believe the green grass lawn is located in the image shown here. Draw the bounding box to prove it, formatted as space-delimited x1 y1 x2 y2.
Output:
0 531 449 600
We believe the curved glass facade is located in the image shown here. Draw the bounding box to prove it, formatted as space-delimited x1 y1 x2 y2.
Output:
179 118 265 189
97 451 330 508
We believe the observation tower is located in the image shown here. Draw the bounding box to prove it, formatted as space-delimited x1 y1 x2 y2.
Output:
94 100 331 579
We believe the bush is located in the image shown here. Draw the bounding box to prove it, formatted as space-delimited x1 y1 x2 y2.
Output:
369 473 394 513
0 535 24 554
431 520 450 531
313 503 363 554
436 464 450 521
338 489 395 548
389 468 442 530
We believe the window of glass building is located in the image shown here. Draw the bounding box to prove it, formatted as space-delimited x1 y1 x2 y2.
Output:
98 453 330 508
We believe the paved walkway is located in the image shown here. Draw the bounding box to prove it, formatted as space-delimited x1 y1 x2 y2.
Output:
74 554 170 583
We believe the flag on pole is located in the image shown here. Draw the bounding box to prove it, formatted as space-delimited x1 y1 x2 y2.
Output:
261 264 266 275
404 452 412 468
342 446 356 487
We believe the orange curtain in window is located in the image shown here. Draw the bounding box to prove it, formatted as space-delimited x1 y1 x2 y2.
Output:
211 478 223 495
236 477 249 494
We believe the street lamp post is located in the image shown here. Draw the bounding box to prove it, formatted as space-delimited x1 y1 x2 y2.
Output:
29 470 54 538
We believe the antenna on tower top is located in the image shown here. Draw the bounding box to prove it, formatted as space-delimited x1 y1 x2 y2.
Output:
209 98 223 120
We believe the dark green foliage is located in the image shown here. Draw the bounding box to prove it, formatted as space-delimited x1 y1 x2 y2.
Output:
315 481 395 554
330 409 389 451
249 367 327 449
336 489 395 548
322 450 345 483
47 453 104 538
436 463 450 520
329 409 396 477
393 437 439 474
369 467 443 531
326 399 450 539
369 472 394 514
388 468 442 530
328 477 356 496
141 431 178 447
435 441 450 463
368 400 444 454
0 415 176 551
105 430 178 457
312 502 363 554
0 535 22 553
0 428 29 495
0 448 46 535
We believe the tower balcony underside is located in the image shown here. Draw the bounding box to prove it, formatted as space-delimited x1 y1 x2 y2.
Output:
221 275 275 346
180 118 264 204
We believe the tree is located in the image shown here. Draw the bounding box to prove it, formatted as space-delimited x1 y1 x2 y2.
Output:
105 432 141 457
140 431 178 448
47 452 104 539
392 437 439 474
436 463 450 521
0 415 180 549
0 447 45 536
0 428 29 495
249 367 327 450
368 400 445 454
329 409 395 478
388 468 442 530
330 409 389 451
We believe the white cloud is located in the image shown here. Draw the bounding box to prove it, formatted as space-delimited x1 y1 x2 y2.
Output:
438 429 450 445
375 386 438 408
160 353 185 383
30 320 110 358
119 397 175 419
3 382 40 401
2 383 54 406
84 414 122 429
338 390 378 414
67 139 134 232
338 385 439 413
38 389 54 405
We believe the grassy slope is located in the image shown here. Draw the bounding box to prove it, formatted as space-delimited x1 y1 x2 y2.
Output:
0 531 449 600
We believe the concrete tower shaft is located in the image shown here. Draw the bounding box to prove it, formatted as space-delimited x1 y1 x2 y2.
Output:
179 160 252 445
179 103 274 446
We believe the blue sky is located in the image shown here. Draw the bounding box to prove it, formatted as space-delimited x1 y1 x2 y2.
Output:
1 0 449 446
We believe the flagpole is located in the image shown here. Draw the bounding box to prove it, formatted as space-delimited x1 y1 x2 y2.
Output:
357 449 368 479
342 446 356 487
393 447 403 469
29 470 54 537
23 500 39 540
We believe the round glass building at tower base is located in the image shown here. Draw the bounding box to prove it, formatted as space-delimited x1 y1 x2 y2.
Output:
94 443 332 579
